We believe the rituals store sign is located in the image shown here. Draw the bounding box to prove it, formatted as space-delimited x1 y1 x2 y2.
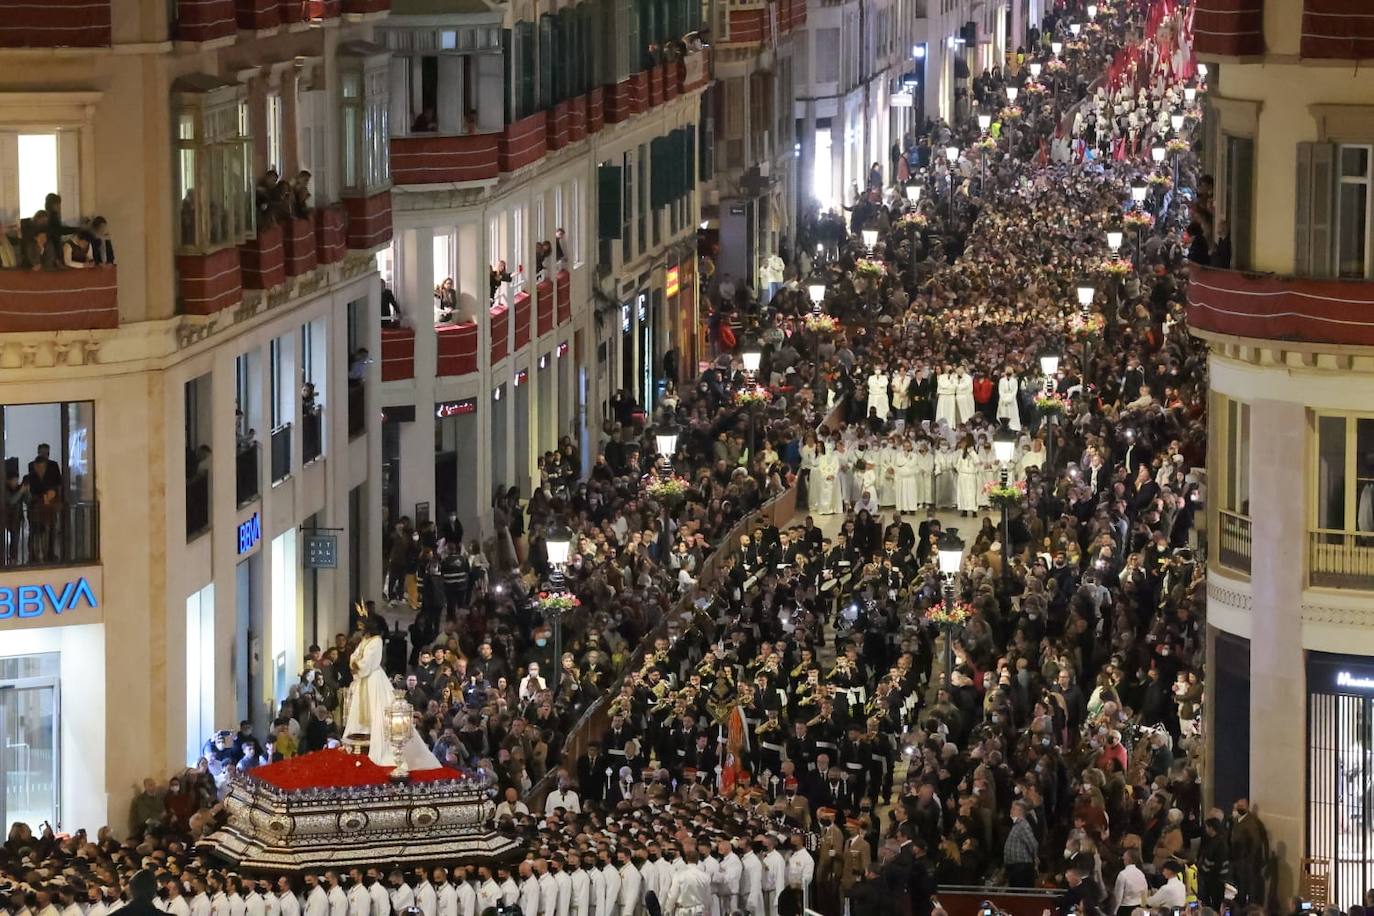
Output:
0 567 102 630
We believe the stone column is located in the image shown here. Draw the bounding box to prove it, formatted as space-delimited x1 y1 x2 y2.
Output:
1246 397 1306 906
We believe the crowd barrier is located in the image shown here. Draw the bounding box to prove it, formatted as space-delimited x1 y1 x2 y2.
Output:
526 399 844 811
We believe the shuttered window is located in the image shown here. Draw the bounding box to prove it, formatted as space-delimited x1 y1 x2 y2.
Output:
1296 141 1337 278
597 162 622 239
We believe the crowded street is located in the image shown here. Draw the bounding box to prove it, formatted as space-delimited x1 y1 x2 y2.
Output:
0 1 1244 915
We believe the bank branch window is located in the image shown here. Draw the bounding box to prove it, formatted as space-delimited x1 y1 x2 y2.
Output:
1309 653 1374 908
174 76 254 253
0 401 97 569
0 652 60 832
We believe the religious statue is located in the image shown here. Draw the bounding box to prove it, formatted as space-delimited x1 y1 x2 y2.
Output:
343 609 442 771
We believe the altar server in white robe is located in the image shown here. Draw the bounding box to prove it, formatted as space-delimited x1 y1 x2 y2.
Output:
913 439 936 509
955 443 982 515
934 366 958 428
894 441 921 515
866 370 890 421
877 438 898 506
813 445 842 515
997 367 1022 430
954 365 975 426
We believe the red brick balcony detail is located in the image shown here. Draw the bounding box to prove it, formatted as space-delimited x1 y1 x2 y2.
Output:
498 113 548 173
381 326 415 381
175 0 237 42
314 204 347 265
240 224 286 291
1302 0 1374 59
178 248 243 316
680 50 710 92
536 279 554 336
341 0 388 11
568 96 588 142
235 0 279 29
0 267 118 332
282 216 317 277
604 81 633 123
1187 264 1374 346
546 101 570 151
629 71 649 113
662 62 679 101
587 88 605 134
648 66 664 107
436 322 479 377
0 0 112 47
282 0 340 23
391 134 499 185
514 290 532 350
726 8 766 44
343 190 392 250
556 269 571 325
1193 0 1264 57
490 303 510 363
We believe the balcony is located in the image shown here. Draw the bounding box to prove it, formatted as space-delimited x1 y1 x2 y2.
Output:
178 247 243 316
282 216 318 278
315 204 348 266
302 411 323 465
588 87 605 134
380 326 415 381
0 0 111 47
1 501 100 569
514 290 532 350
235 0 281 29
498 112 548 173
187 472 211 539
271 423 292 483
284 0 341 24
341 0 388 11
568 96 588 143
1303 0 1374 59
536 280 554 337
0 267 119 333
237 443 261 506
1187 264 1374 348
1218 510 1252 574
391 134 500 185
239 225 286 291
436 322 479 377
547 101 571 151
556 269 571 325
348 382 366 439
1310 529 1374 591
175 0 238 42
342 190 393 251
490 303 510 363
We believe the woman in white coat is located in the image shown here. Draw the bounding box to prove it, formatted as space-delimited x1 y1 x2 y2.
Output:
867 370 890 421
935 366 959 428
955 441 982 517
894 441 920 514
996 367 1022 431
813 443 842 515
954 365 976 426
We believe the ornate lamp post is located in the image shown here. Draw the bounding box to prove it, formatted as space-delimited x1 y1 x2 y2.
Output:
905 182 922 206
807 279 828 402
945 146 959 220
1039 348 1060 471
992 421 1018 600
741 342 763 457
936 529 965 689
544 525 573 693
1077 282 1096 400
1028 62 1042 80
861 228 878 252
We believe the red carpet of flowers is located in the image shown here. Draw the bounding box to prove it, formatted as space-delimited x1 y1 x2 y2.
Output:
249 749 458 791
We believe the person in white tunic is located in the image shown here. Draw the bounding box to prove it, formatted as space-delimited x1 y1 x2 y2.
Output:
761 839 786 916
517 869 540 916
345 872 369 916
954 366 975 426
413 877 436 916
997 368 1022 430
934 367 958 428
568 862 591 916
978 442 998 509
955 443 982 515
890 367 911 426
697 849 721 916
866 371 890 421
894 441 920 515
713 840 741 916
432 871 457 916
1019 438 1046 476
935 441 959 509
877 440 897 506
799 437 819 510
475 873 501 915
855 453 878 507
618 854 643 916
812 444 840 515
344 615 441 770
835 443 858 510
783 840 815 914
304 877 330 916
453 875 476 916
600 858 622 916
738 845 764 916
660 855 713 916
913 440 936 508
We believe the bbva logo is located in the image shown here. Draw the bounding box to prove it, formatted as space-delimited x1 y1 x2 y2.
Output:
0 577 99 620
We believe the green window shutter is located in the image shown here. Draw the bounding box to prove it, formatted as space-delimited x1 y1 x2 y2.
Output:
649 136 667 209
1296 141 1338 278
682 125 696 199
538 16 553 111
598 164 623 240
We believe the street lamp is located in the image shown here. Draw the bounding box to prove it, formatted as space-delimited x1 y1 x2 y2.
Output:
545 524 574 692
1184 86 1197 104
807 280 827 307
1151 145 1167 164
1051 40 1062 56
1069 22 1081 37
1076 283 1095 311
1170 113 1185 133
905 182 922 204
1198 63 1209 78
1029 61 1042 79
1038 350 1060 389
978 113 992 132
1006 86 1019 104
1131 181 1148 205
654 423 680 471
1087 3 1098 18
945 145 959 164
861 228 878 251
1106 230 1123 253
993 421 1017 598
741 343 762 379
936 528 964 688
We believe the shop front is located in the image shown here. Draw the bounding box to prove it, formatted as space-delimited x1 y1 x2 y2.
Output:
0 565 104 832
1308 651 1374 906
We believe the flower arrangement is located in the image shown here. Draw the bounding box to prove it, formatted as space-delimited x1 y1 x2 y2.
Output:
900 210 929 228
1036 392 1070 413
1101 257 1132 277
855 258 886 278
984 479 1028 503
1044 59 1068 74
974 137 998 153
1021 81 1048 95
536 591 582 614
1070 312 1105 336
1000 105 1024 121
1165 137 1190 154
925 600 974 627
1123 210 1154 230
1147 172 1172 187
733 385 771 407
645 474 692 503
803 312 841 334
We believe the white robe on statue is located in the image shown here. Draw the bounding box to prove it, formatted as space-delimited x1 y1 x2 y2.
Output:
344 634 441 770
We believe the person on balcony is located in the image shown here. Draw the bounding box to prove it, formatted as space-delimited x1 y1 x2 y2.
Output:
434 278 457 324
88 216 115 265
24 444 62 564
62 232 94 269
292 171 313 219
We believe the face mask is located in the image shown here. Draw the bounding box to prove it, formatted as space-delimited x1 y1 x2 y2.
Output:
535 639 547 647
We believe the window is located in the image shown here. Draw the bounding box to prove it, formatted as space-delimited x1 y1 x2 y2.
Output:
0 653 59 828
0 129 80 228
266 91 283 172
185 374 213 539
17 134 56 219
621 149 634 262
1315 414 1374 533
1224 135 1254 270
340 54 391 194
0 401 98 568
185 584 216 765
816 29 840 83
638 141 648 254
512 206 526 290
1223 398 1250 515
174 76 254 252
1339 144 1372 279
296 82 331 203
570 178 583 265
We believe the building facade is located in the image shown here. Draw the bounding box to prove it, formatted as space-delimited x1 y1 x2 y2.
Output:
0 0 394 832
1190 0 1374 904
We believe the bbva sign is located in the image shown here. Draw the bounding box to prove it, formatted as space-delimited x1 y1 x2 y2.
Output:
0 576 99 621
